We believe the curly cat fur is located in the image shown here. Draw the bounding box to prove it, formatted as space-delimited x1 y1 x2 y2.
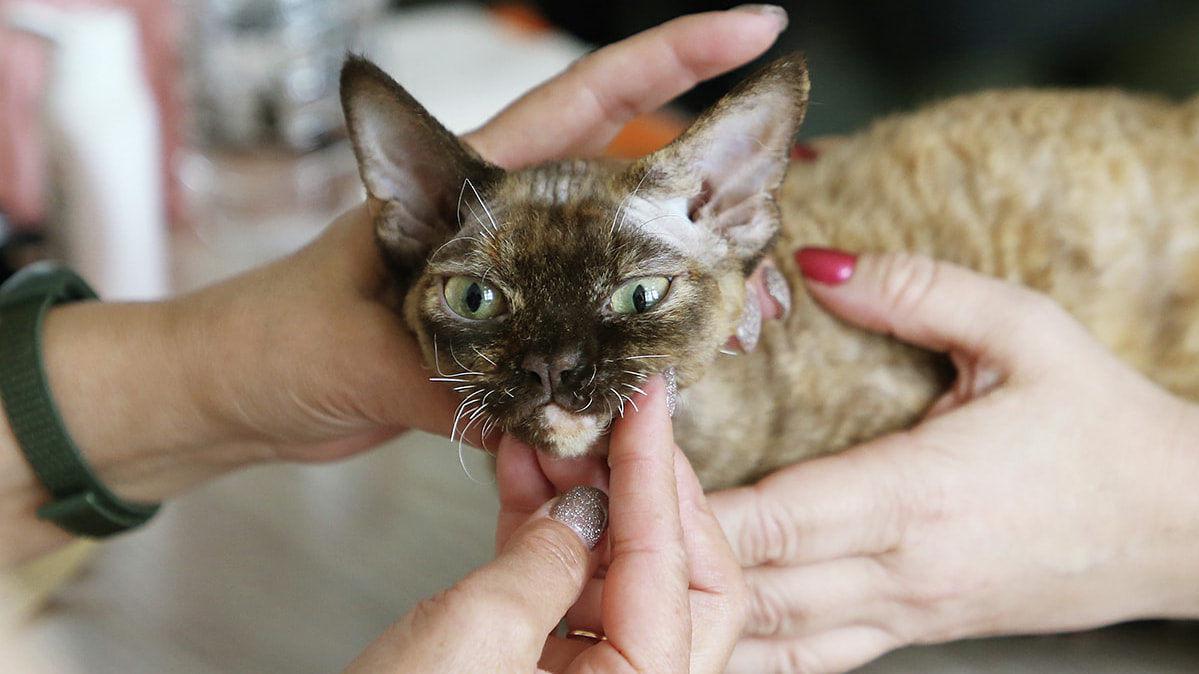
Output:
684 88 1199 488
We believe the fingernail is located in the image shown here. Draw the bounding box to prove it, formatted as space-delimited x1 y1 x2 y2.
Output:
550 486 609 549
736 285 762 353
763 264 792 320
795 247 857 285
732 4 789 32
791 143 819 162
663 367 678 417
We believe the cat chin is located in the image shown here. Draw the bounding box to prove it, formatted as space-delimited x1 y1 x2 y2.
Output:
530 403 605 459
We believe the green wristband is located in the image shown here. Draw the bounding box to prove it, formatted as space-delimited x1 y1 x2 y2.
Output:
0 262 160 538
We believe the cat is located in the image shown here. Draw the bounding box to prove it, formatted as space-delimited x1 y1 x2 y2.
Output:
339 53 1199 490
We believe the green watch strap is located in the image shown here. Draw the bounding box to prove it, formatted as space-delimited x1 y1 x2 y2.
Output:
0 262 160 538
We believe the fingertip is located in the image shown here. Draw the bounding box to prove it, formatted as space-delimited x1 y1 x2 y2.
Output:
729 4 789 34
548 486 611 550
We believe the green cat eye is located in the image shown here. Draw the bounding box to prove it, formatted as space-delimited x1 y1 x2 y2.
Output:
444 276 507 320
610 277 671 314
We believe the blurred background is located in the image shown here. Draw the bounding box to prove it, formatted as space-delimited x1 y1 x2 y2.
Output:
2 0 1199 291
1 2 1199 673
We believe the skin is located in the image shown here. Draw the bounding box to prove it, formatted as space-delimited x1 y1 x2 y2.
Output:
708 252 1199 673
0 8 785 671
347 378 745 674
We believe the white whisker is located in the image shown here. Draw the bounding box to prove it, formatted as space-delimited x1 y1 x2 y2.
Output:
473 347 496 367
611 170 652 236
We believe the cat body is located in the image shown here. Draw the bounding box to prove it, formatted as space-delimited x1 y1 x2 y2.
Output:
340 55 1199 490
682 89 1199 487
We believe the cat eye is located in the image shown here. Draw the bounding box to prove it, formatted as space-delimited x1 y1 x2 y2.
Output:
610 277 671 314
443 276 507 320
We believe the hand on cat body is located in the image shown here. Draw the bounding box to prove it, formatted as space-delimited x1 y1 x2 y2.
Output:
709 250 1199 673
0 7 787 565
347 377 746 673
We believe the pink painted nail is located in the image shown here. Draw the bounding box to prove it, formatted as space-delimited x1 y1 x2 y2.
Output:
795 247 857 285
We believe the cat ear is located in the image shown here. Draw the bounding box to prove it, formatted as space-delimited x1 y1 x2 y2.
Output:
340 56 501 275
637 55 809 265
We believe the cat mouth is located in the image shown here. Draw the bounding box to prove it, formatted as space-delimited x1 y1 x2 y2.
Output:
518 403 605 458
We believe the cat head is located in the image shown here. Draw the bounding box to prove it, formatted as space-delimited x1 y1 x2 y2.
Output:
340 54 809 457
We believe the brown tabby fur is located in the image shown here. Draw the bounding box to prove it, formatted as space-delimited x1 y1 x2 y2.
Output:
340 54 1199 490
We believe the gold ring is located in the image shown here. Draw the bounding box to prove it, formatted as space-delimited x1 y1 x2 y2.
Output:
566 628 606 643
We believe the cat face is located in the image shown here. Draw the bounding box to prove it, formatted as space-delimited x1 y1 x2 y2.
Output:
340 55 809 457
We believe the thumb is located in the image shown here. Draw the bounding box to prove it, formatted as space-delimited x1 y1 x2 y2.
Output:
795 248 1080 372
345 487 607 673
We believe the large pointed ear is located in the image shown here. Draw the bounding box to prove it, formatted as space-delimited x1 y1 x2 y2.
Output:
635 54 809 267
340 56 502 280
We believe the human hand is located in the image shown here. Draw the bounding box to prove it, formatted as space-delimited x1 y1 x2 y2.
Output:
709 249 1199 673
345 376 746 673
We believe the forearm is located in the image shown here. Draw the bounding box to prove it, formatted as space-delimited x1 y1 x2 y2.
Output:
0 298 266 565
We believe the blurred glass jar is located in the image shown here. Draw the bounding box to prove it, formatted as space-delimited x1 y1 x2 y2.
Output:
177 0 383 275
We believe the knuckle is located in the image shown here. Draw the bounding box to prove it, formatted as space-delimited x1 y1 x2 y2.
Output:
516 523 591 578
874 252 942 319
743 576 793 638
739 484 798 564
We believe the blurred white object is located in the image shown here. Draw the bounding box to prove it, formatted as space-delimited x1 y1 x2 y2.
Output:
5 2 169 301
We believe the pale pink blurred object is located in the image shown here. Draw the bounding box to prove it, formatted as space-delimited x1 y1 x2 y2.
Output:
0 0 180 229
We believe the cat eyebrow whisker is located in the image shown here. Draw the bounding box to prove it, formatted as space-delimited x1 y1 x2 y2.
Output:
611 169 653 236
622 354 669 361
429 235 482 264
460 177 500 238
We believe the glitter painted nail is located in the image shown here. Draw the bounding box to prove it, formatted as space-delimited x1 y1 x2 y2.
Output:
737 285 762 353
549 486 609 549
664 367 678 417
763 264 792 320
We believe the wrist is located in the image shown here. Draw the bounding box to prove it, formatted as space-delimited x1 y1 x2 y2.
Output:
37 298 266 504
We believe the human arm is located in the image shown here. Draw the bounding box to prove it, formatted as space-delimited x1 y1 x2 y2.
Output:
344 376 746 673
0 5 787 564
709 249 1199 673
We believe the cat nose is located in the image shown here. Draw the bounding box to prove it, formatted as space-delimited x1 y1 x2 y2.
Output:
522 351 584 396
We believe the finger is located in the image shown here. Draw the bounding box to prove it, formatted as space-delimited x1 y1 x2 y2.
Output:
593 376 690 672
708 443 907 567
797 250 1089 376
672 444 748 672
465 7 786 167
352 491 606 672
727 626 902 674
725 259 789 352
741 558 892 639
496 433 557 552
456 488 608 660
538 450 611 495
